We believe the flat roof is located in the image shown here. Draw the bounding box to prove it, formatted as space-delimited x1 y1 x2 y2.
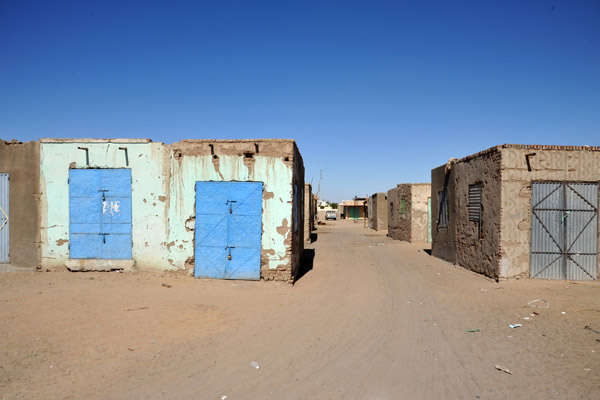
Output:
40 138 152 143
457 143 600 163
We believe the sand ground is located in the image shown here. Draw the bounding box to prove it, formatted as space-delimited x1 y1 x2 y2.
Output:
1 220 599 399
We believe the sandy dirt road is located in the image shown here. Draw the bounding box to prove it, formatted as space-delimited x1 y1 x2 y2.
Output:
1 220 599 399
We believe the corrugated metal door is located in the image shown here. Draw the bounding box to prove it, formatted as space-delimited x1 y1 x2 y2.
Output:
195 181 262 280
69 169 132 259
0 173 9 262
531 182 598 280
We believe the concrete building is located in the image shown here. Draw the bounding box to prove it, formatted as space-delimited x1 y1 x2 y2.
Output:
0 140 41 272
431 144 600 281
387 184 431 243
368 192 388 231
39 138 304 282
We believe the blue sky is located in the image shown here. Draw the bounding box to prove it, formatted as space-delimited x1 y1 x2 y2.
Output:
1 0 599 202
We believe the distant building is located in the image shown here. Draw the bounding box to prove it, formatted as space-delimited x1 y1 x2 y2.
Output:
341 198 367 220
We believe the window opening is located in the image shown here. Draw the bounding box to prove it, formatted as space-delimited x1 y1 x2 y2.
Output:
438 190 448 227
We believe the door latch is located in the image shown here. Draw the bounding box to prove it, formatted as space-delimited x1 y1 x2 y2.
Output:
99 233 110 243
226 246 235 260
226 198 237 214
98 190 109 201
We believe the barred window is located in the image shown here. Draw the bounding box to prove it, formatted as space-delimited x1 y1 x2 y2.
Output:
438 190 448 227
468 185 482 222
400 197 407 214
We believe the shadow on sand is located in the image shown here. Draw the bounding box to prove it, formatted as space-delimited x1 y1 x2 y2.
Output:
293 248 315 284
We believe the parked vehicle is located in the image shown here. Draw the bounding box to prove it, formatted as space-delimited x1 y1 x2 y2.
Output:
325 210 337 220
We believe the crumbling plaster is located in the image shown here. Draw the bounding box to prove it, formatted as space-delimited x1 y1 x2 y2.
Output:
39 141 170 271
167 140 296 276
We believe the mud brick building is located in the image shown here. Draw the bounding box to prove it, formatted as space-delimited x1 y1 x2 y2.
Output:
431 144 600 281
387 184 431 243
368 192 388 231
37 138 304 282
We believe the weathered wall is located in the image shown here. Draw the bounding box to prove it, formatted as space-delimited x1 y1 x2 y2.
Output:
410 184 431 243
371 193 388 231
0 141 41 270
500 145 600 278
431 165 457 263
304 183 313 242
387 185 411 241
290 142 305 281
39 140 170 271
167 139 301 282
452 151 502 279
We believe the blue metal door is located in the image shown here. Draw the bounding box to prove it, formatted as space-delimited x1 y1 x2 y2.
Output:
195 181 262 280
0 173 9 263
69 169 132 259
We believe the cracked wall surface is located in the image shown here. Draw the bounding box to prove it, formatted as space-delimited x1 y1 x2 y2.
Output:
39 140 170 271
38 139 304 281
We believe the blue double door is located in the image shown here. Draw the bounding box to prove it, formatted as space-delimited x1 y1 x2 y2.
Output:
69 169 132 259
195 181 263 280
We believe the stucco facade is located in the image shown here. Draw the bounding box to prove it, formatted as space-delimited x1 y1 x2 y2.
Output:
368 192 388 231
0 140 41 271
432 144 600 280
39 138 304 282
387 184 430 242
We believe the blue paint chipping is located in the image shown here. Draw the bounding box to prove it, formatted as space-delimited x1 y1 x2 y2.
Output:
69 169 132 259
195 181 262 280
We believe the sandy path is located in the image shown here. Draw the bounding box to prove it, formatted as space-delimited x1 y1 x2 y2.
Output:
1 220 599 399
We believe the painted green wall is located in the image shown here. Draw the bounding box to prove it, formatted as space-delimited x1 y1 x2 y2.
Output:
40 142 170 270
39 141 294 273
167 154 293 271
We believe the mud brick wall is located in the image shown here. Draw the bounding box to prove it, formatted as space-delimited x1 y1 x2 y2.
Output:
453 150 502 279
431 165 457 264
388 185 410 241
0 141 41 270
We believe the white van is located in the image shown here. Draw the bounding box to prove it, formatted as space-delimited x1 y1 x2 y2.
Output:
325 210 337 220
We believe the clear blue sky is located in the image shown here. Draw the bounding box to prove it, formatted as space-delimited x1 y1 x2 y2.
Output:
1 1 598 202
